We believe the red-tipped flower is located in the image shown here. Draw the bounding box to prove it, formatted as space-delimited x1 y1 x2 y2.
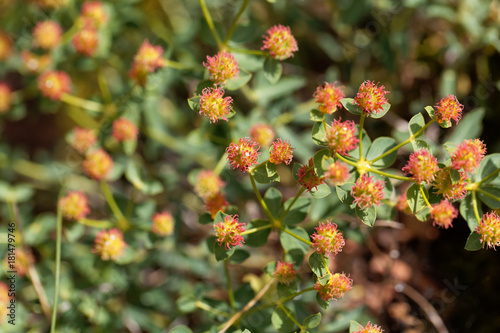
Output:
402 149 439 183
354 80 389 116
250 124 275 148
353 322 384 333
269 138 294 165
315 272 353 301
151 211 174 236
70 127 97 154
351 174 385 210
0 83 11 113
129 40 165 85
214 215 245 250
199 86 233 123
72 27 99 56
59 191 90 220
194 170 225 200
325 118 359 155
112 117 138 142
33 20 62 50
324 161 350 185
314 82 345 115
205 191 229 218
298 158 325 192
82 148 113 180
451 139 486 173
311 220 345 256
22 50 51 73
434 95 463 126
476 212 500 249
430 200 458 229
432 169 467 200
203 50 239 85
93 228 127 261
226 138 260 172
261 24 298 60
396 193 412 215
38 70 71 100
81 1 108 28
274 261 297 285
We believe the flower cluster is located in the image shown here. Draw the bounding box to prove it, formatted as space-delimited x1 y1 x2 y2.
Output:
80 1 108 28
297 158 325 192
430 200 458 229
311 221 345 256
396 193 412 215
59 191 90 220
129 40 165 85
313 82 345 115
214 215 246 250
93 228 127 261
351 174 385 209
434 95 463 126
33 21 62 50
432 168 467 200
269 138 294 165
203 50 239 85
151 211 175 236
194 170 225 200
315 272 353 301
38 71 71 100
82 148 113 180
22 51 51 73
70 127 98 154
354 80 389 116
72 27 99 56
205 191 229 218
476 212 500 249
112 117 138 142
451 139 486 173
325 118 359 155
353 322 384 333
226 138 260 172
250 124 275 147
261 24 298 60
402 149 439 183
0 83 11 113
274 261 297 285
324 161 350 185
199 86 233 123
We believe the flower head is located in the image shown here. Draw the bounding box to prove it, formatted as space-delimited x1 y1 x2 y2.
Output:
129 41 165 85
194 170 225 200
250 124 275 148
81 1 108 28
432 169 467 200
353 322 384 333
274 261 297 285
33 20 62 50
72 27 99 56
70 127 97 154
325 118 359 155
93 228 127 261
402 149 439 183
298 158 325 192
315 272 353 301
396 193 412 215
203 50 239 85
261 24 298 60
0 83 12 113
199 86 233 123
151 211 174 236
434 95 463 126
82 148 113 180
59 191 90 220
451 139 486 173
476 212 500 249
38 70 71 100
354 80 389 116
351 174 385 210
314 82 345 115
0 31 12 61
112 117 138 142
324 161 350 185
214 215 246 250
226 138 260 172
205 192 229 218
22 50 51 73
311 221 345 256
269 138 294 165
430 200 458 229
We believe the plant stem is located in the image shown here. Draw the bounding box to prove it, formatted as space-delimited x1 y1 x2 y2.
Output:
248 173 276 223
475 188 500 202
335 152 358 168
199 0 223 49
476 167 500 186
277 303 304 330
241 224 273 236
279 227 312 246
125 187 138 219
358 113 366 159
228 47 268 56
50 191 63 333
164 59 191 70
245 286 316 316
368 167 412 182
60 93 104 112
100 181 125 222
419 184 432 208
370 119 436 163
224 259 235 311
471 191 482 223
195 300 230 318
224 0 249 45
279 187 306 220
213 152 228 176
78 218 113 228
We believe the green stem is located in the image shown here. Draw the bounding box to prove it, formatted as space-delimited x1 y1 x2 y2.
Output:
471 191 482 224
476 167 500 186
224 0 249 45
358 113 366 159
199 0 223 49
228 47 268 56
277 303 304 331
96 65 112 104
214 152 228 176
195 300 230 318
369 168 412 182
335 152 358 168
60 94 103 112
475 188 500 202
280 227 312 246
78 218 113 228
241 224 273 236
50 192 63 333
370 119 436 164
248 173 276 223
419 184 432 208
245 286 316 316
279 187 306 220
224 259 235 311
125 187 138 219
321 255 332 275
100 181 126 222
164 59 191 70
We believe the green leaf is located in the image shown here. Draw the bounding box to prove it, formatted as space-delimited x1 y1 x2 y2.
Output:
283 197 311 225
64 222 85 243
225 70 252 90
280 226 310 254
366 137 397 168
460 194 483 232
341 98 363 116
449 168 462 184
313 148 330 177
316 293 330 309
292 163 301 181
312 121 328 146
310 109 325 122
408 113 425 150
214 242 235 261
125 158 164 195
477 153 500 185
349 320 363 333
478 187 500 209
446 108 485 144
177 296 197 313
194 80 214 95
271 306 295 333
170 326 193 333
229 249 250 263
187 96 201 112
277 281 298 299
303 313 322 329
355 205 376 226
253 161 280 184
245 220 272 247
263 57 283 84
425 106 435 121
198 213 213 225
406 184 427 214
465 232 483 251
415 207 430 221
264 187 282 217
414 139 432 152
370 102 391 119
309 252 328 278
311 184 331 199
336 182 355 206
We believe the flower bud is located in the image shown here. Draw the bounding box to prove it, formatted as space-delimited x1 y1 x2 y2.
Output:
203 50 239 85
274 261 297 285
434 95 463 126
129 40 165 86
205 192 229 218
354 80 389 116
151 211 174 236
82 148 113 180
311 220 345 256
261 24 298 60
38 70 71 100
72 27 99 56
70 127 97 154
250 124 275 148
226 138 260 172
199 86 233 123
194 170 225 200
324 161 350 185
112 117 138 142
314 82 345 115
59 191 90 220
269 138 294 165
81 1 108 28
93 228 127 261
315 272 352 301
430 200 458 229
33 20 62 50
351 174 385 209
214 215 245 250
298 158 325 192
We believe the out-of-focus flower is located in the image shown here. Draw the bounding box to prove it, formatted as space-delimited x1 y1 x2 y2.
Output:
402 149 439 183
205 191 229 218
203 50 239 85
199 86 233 123
432 168 467 200
314 82 345 115
354 80 389 116
82 148 113 180
59 191 90 220
434 95 463 126
351 174 385 209
298 158 325 192
93 228 127 261
194 170 225 200
72 27 99 56
430 200 458 229
315 272 352 301
81 1 108 28
214 215 245 250
0 31 12 61
0 83 12 113
261 24 298 60
226 138 260 172
250 124 275 148
353 322 384 333
274 261 297 285
33 20 62 50
151 211 175 236
396 193 412 215
70 127 97 154
269 138 294 165
325 118 359 155
112 117 138 142
476 212 500 249
324 161 350 185
22 51 51 73
38 70 71 100
129 41 165 86
311 220 345 256
451 139 486 173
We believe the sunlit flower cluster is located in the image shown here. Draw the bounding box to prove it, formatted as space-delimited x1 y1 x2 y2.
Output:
214 215 246 250
351 174 385 209
430 200 458 229
199 86 233 123
325 118 359 155
38 70 72 100
80 1 108 28
261 24 298 60
324 161 350 185
354 80 389 115
33 21 62 50
129 40 165 85
451 139 486 173
194 170 225 200
476 212 500 249
297 158 325 192
250 124 275 148
315 272 353 301
353 322 384 333
313 82 345 115
70 127 98 154
112 117 138 142
311 221 345 256
205 191 229 218
203 50 239 85
226 138 260 172
269 138 294 165
432 168 467 200
402 149 439 183
434 95 463 126
82 148 113 180
72 27 99 56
